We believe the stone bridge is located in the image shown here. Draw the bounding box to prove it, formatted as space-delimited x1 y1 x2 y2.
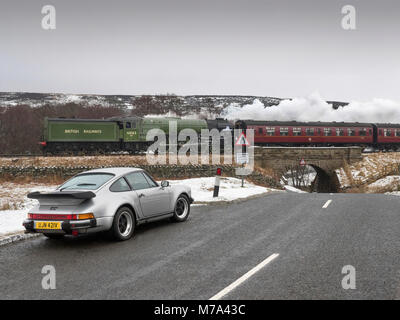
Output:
253 147 362 192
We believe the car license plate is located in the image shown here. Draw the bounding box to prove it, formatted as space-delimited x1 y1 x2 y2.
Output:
35 221 61 230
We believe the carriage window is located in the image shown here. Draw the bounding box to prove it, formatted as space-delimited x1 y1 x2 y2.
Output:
384 129 392 137
348 129 355 136
258 127 263 134
336 128 344 136
279 127 289 136
360 128 367 136
266 127 275 136
306 128 314 136
126 122 131 128
324 128 332 136
396 130 400 137
292 127 301 136
316 128 322 135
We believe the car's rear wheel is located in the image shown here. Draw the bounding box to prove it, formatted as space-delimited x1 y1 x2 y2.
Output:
43 233 64 240
109 207 135 241
172 194 190 222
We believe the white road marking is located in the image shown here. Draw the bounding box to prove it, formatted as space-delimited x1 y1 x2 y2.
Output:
209 253 279 300
322 199 332 208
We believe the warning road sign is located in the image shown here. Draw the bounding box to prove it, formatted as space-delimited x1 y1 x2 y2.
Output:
235 133 250 146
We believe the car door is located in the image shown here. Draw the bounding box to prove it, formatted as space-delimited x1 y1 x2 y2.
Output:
125 171 171 217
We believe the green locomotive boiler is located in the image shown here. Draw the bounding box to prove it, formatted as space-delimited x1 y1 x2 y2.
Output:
40 117 208 154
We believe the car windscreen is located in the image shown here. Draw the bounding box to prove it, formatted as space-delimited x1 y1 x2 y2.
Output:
59 173 115 191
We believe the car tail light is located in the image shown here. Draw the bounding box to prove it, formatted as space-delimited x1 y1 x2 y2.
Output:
28 213 94 220
38 141 47 146
76 213 94 220
29 213 75 220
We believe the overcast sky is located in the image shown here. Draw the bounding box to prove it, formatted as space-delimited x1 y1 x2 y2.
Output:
0 0 399 101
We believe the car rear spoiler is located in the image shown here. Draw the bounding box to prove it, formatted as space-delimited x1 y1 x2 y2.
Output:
27 191 96 200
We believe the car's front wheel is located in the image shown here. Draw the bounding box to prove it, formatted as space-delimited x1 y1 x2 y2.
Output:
172 194 190 222
109 207 135 241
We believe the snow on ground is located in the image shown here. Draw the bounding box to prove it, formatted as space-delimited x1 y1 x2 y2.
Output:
366 175 400 193
169 177 281 203
283 185 307 193
0 182 58 210
283 171 316 187
386 191 400 196
0 177 281 236
367 175 400 189
336 153 400 188
0 210 29 236
0 183 57 236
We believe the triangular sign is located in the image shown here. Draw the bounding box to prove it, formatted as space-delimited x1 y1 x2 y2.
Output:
235 133 250 146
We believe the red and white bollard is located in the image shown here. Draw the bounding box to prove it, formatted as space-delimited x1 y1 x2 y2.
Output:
213 167 222 198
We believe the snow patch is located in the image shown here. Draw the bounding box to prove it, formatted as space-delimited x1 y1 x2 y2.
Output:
0 183 57 210
283 185 307 193
0 210 28 236
368 175 400 188
169 177 281 203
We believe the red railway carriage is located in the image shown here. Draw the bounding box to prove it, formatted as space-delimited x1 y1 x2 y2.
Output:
235 120 374 146
375 123 400 146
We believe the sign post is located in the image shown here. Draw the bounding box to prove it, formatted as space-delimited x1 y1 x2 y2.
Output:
213 167 222 198
235 133 250 187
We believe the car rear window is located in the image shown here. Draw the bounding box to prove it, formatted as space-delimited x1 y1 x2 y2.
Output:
59 173 115 191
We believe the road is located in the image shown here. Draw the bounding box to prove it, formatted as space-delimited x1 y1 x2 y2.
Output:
1 192 400 299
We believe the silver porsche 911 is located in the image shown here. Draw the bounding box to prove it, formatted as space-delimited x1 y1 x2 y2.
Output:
23 167 193 241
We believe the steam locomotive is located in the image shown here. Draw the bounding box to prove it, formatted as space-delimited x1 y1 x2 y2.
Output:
40 116 400 154
40 117 231 154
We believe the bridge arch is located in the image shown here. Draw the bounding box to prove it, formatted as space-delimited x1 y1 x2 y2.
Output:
253 147 361 193
308 164 340 193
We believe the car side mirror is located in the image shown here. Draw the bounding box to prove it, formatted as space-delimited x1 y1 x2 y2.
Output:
161 181 169 188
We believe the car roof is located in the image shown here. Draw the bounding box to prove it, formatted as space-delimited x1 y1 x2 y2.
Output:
80 167 143 176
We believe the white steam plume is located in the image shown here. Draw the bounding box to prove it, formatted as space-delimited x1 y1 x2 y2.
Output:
220 92 400 123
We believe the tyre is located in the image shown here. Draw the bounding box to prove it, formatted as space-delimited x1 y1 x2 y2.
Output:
109 206 135 241
43 233 64 240
172 194 190 222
